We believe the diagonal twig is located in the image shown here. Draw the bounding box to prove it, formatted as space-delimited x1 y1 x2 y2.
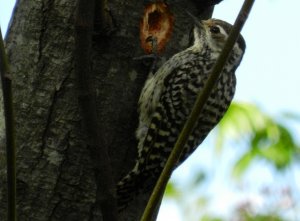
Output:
140 0 256 220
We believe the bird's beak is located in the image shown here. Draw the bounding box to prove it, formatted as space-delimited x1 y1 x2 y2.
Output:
185 10 204 29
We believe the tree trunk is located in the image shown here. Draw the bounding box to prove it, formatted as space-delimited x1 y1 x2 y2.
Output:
0 0 215 220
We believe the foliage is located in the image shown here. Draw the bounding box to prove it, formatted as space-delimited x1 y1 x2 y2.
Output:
216 102 300 178
197 213 284 221
161 102 300 221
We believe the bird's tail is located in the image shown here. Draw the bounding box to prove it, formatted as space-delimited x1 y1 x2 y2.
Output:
117 170 141 211
117 168 158 211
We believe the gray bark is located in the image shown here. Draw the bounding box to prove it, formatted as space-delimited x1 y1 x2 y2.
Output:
0 0 214 220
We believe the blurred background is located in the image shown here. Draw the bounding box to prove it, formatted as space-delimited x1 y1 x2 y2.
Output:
1 0 300 220
158 1 300 220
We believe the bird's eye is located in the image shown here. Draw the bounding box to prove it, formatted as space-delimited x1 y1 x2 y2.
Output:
210 26 220 34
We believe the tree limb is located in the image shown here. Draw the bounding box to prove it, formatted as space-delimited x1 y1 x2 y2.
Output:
140 0 256 220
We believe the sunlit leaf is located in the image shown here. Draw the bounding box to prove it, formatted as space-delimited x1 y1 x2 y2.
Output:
232 151 255 178
215 102 269 151
241 213 284 221
164 181 181 198
216 102 300 175
201 215 223 221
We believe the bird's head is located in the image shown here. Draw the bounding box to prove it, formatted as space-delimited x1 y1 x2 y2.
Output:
189 16 246 66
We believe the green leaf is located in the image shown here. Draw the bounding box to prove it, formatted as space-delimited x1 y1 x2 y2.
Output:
164 181 181 199
215 102 300 175
201 215 223 221
232 151 255 178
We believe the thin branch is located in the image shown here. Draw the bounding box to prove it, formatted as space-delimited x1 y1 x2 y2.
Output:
140 0 255 220
0 29 17 221
74 1 118 221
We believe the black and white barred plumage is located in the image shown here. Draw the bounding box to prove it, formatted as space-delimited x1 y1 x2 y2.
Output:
117 18 246 210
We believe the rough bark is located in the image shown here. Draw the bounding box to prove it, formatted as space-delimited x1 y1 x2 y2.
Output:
0 0 215 220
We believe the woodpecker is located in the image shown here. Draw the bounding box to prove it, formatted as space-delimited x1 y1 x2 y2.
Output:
117 18 246 210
